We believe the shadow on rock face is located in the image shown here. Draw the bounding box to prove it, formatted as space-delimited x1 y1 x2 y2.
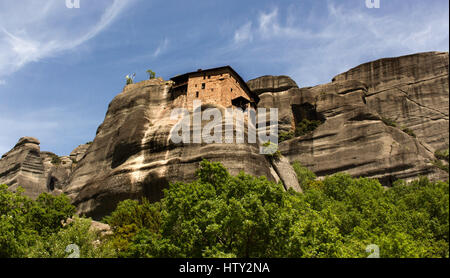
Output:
291 103 325 125
142 172 169 203
111 141 141 169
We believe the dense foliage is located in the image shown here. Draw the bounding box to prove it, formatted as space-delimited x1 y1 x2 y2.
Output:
0 185 113 258
1 160 448 258
105 161 449 258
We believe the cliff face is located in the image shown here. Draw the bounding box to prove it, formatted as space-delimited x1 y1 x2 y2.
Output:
332 51 449 152
63 79 283 219
249 69 447 185
0 51 448 219
0 137 76 198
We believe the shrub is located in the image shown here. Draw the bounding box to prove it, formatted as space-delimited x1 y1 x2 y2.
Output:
51 155 61 165
292 162 316 190
146 70 156 80
31 217 117 258
435 149 449 162
401 127 417 138
295 119 322 137
262 141 281 161
279 131 295 142
381 117 397 127
103 198 161 256
432 160 449 173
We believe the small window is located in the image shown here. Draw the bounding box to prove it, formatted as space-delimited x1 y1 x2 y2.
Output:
230 88 233 92
211 88 214 92
208 75 211 79
196 91 199 98
203 74 206 80
202 83 205 89
195 84 197 87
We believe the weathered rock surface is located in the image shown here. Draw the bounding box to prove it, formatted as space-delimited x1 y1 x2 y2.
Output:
64 79 281 219
248 51 448 185
70 143 91 163
271 155 302 193
0 137 47 198
0 138 75 198
333 51 449 151
247 75 298 96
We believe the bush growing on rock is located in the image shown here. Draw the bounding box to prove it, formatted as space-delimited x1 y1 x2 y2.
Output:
295 119 322 137
435 149 449 162
381 117 398 127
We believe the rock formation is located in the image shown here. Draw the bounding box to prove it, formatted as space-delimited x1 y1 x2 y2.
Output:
70 143 91 163
63 79 285 219
332 51 449 152
0 137 47 199
0 51 448 220
250 70 447 185
0 137 76 198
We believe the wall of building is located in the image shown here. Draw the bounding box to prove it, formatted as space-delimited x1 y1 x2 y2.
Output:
179 68 251 109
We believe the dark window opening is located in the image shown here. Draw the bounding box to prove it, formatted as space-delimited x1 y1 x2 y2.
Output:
202 83 205 89
196 91 199 98
208 75 211 79
230 88 233 92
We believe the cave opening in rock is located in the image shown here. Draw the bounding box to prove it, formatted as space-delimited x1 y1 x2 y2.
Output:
48 177 57 191
291 103 325 136
291 103 324 124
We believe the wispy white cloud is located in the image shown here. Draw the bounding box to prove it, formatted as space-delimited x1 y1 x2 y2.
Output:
153 37 169 57
229 2 449 86
234 22 253 44
0 0 134 79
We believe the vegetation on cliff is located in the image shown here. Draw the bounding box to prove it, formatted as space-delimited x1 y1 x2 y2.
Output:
0 160 448 258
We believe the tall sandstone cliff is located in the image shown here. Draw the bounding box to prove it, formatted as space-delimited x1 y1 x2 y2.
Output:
248 52 448 186
0 51 448 219
63 79 287 219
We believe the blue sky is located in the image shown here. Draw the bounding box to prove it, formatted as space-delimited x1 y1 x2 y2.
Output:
0 0 448 156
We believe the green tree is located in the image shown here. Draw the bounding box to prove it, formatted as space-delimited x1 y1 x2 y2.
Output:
31 216 116 258
146 69 156 79
292 162 316 190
